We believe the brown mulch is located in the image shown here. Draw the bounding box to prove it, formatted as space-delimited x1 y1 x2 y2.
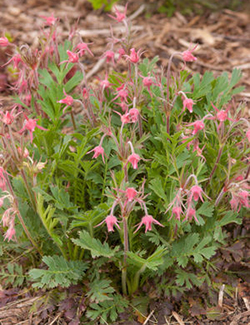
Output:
0 1 250 324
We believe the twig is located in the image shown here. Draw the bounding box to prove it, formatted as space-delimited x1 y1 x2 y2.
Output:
143 309 155 325
86 58 105 80
77 26 144 37
243 297 250 311
172 311 185 325
48 312 63 325
218 284 225 308
230 310 250 325
130 4 146 21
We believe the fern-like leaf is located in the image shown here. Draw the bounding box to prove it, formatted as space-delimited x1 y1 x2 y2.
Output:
72 230 119 258
29 255 88 288
87 294 129 324
87 279 115 303
0 263 25 287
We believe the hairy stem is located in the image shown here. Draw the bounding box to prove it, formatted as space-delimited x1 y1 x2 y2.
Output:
6 176 42 256
208 145 224 185
122 216 129 295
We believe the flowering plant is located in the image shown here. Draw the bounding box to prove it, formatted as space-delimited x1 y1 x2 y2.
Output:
0 6 249 324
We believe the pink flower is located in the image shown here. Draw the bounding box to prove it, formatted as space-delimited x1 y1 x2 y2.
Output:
60 51 79 65
107 4 127 23
229 190 249 212
112 87 129 103
97 215 120 232
66 50 79 63
114 111 130 124
141 76 156 96
182 45 198 62
170 206 182 221
184 207 198 223
87 145 105 163
102 50 115 65
75 42 93 57
99 72 111 90
4 224 16 242
125 187 137 202
193 141 206 161
128 153 140 169
57 89 74 110
207 102 234 130
117 48 126 61
17 147 29 158
230 197 238 211
124 48 143 64
2 53 22 69
188 120 205 135
82 87 89 99
19 115 48 142
40 13 57 26
246 129 250 142
0 37 9 47
134 214 164 233
183 98 194 113
1 207 15 227
188 185 205 202
129 108 140 123
0 106 22 125
0 179 6 192
238 190 249 208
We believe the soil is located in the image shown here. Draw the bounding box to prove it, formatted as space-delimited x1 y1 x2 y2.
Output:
0 1 250 324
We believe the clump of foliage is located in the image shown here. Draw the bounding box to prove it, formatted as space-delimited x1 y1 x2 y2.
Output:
0 5 249 324
87 0 119 11
157 0 242 16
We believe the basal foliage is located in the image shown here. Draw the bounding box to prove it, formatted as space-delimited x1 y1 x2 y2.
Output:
0 6 249 324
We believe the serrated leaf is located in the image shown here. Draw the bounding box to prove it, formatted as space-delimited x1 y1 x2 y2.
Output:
87 279 115 303
149 178 166 201
87 294 128 324
72 230 119 258
29 255 88 289
197 202 214 218
217 211 242 227
127 247 166 271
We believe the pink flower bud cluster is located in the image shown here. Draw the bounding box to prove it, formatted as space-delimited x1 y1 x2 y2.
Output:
167 181 209 224
96 183 164 234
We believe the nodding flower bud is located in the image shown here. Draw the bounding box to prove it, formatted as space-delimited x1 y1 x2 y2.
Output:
0 37 9 47
40 13 57 26
125 187 137 202
134 214 164 233
246 129 250 143
96 214 120 232
87 145 105 164
188 120 205 135
183 98 194 113
128 153 140 169
107 4 127 23
182 45 198 62
17 147 29 158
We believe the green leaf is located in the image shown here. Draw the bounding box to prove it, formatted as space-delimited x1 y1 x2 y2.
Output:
72 230 119 258
149 178 166 201
87 279 115 303
171 233 216 267
0 263 25 287
175 268 204 289
216 211 242 227
127 246 166 271
87 294 129 324
29 255 88 288
196 202 214 218
192 71 214 99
